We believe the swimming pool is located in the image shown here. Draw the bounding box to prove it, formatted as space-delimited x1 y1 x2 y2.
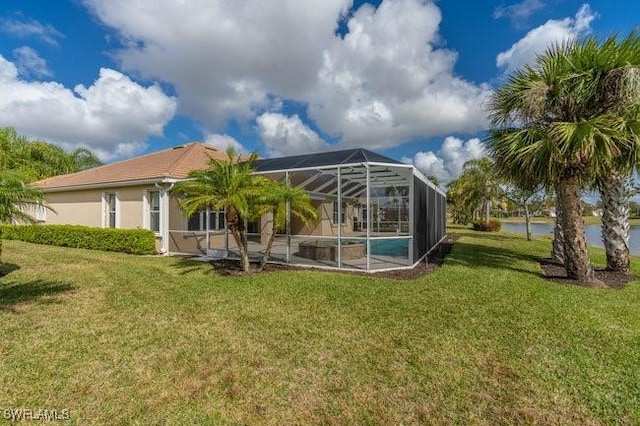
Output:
369 238 409 256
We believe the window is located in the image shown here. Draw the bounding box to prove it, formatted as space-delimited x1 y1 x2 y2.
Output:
107 193 116 228
332 201 346 224
187 210 225 231
211 210 227 229
187 214 201 231
149 191 160 233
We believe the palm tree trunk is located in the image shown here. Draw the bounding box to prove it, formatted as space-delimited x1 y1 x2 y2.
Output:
226 210 251 272
551 192 565 264
230 229 250 272
524 203 531 241
557 176 601 286
260 212 277 270
485 199 491 224
599 173 631 273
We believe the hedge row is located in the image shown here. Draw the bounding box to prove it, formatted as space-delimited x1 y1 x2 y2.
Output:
472 219 502 232
0 224 157 255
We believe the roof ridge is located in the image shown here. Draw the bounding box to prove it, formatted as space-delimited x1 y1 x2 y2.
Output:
163 142 204 176
360 148 375 163
38 142 203 184
341 148 363 164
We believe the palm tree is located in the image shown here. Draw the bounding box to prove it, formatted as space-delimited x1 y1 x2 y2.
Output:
598 173 634 272
0 127 103 181
0 170 47 261
28 141 78 179
0 128 31 173
553 35 640 273
28 142 103 179
487 35 640 285
258 179 318 270
461 158 502 225
550 189 566 264
69 147 102 171
446 178 469 224
446 175 481 224
171 148 269 272
581 36 640 273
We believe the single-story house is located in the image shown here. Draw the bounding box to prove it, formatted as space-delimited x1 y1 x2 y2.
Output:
36 142 446 272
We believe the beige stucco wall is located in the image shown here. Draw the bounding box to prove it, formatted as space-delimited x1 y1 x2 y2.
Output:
292 199 354 237
168 196 185 231
44 185 157 229
45 188 104 227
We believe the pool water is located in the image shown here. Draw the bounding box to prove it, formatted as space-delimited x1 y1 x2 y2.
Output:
369 238 409 256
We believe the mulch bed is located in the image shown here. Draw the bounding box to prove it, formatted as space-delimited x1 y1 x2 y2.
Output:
208 259 295 276
203 235 458 279
539 259 635 289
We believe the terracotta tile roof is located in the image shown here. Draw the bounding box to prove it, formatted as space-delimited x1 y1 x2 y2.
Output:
36 142 230 190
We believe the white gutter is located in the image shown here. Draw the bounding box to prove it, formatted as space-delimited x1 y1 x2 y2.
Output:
41 177 182 193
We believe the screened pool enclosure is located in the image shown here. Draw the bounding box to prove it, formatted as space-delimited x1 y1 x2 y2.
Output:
170 149 446 272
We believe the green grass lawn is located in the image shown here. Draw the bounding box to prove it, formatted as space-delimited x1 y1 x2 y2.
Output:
1 230 639 425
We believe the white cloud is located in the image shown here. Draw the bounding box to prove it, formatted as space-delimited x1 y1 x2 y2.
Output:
0 17 64 46
83 0 491 151
83 0 351 129
12 46 51 78
306 0 492 148
257 113 330 157
0 55 177 160
403 151 448 181
494 0 545 21
496 4 596 74
0 55 18 82
204 134 247 154
404 136 486 183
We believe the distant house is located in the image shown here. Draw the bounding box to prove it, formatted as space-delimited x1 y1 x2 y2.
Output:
36 143 446 272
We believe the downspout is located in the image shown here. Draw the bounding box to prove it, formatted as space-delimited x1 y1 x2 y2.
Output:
156 182 174 255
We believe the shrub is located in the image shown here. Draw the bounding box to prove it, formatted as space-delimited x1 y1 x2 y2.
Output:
0 224 157 255
472 219 502 232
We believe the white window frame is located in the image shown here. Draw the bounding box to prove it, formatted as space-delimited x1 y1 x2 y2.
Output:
144 190 161 235
332 201 346 225
185 210 225 231
102 191 119 228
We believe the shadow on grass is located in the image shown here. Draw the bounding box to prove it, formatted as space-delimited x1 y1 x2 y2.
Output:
453 229 535 243
446 240 542 277
0 263 20 278
0 279 75 313
171 257 296 277
171 258 216 276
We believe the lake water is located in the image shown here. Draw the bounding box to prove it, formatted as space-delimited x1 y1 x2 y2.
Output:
500 222 640 256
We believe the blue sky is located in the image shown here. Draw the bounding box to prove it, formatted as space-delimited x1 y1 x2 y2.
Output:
0 0 637 183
